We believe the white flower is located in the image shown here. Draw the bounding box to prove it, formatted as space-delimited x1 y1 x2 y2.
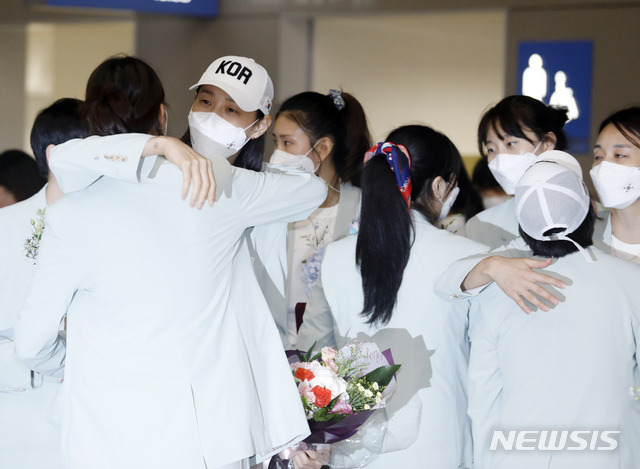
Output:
24 208 46 263
307 361 348 399
364 404 370 410
364 389 373 398
375 396 381 404
372 382 379 391
357 384 365 392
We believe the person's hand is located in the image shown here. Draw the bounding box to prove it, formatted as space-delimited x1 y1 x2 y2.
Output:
143 136 215 209
482 256 566 314
291 448 330 469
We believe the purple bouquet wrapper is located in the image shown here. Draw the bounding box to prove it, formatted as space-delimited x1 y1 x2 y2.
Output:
305 408 376 444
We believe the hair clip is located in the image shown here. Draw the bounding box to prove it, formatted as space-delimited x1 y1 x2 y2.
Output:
328 89 345 111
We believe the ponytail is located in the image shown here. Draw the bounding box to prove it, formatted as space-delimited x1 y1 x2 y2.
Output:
356 152 414 327
356 126 465 326
336 92 372 186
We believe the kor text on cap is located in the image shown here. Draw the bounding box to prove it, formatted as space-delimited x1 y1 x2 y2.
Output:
215 60 252 85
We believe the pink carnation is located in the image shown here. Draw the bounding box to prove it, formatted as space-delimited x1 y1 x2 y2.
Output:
321 347 338 362
324 358 338 374
299 384 316 404
322 347 339 373
291 361 312 371
329 396 353 415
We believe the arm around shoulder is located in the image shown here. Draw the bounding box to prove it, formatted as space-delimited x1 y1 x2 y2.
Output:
50 134 152 193
236 170 328 227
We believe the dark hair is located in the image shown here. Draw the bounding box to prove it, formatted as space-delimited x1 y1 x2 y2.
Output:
276 91 372 186
450 161 484 221
180 108 266 173
82 55 165 136
0 149 46 202
598 107 640 150
472 156 501 192
356 125 464 326
30 98 90 177
519 204 595 258
478 95 569 158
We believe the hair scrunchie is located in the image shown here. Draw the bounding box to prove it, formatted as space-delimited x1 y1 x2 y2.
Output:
328 89 345 111
364 142 412 208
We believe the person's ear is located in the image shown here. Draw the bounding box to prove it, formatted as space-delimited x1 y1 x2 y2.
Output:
541 132 557 152
159 103 168 135
313 136 334 162
250 115 272 139
431 176 447 201
45 144 56 163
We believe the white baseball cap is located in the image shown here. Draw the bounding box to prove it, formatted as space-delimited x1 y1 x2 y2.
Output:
535 149 584 180
515 159 593 263
189 56 274 115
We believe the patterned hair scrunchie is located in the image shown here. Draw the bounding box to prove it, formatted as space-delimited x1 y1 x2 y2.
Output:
328 89 345 111
364 142 412 208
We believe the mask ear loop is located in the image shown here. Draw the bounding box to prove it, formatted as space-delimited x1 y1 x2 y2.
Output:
437 180 454 203
531 140 543 155
307 140 339 193
304 141 323 175
241 117 262 144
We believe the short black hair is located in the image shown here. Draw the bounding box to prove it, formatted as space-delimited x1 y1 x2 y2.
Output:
0 149 46 201
598 107 640 150
519 204 596 258
30 97 90 177
478 95 569 158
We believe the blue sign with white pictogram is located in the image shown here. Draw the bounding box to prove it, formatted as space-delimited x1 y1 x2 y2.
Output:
44 0 217 17
517 41 593 153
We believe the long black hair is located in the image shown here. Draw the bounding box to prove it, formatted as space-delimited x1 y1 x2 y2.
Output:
275 91 372 186
356 125 463 326
478 95 569 158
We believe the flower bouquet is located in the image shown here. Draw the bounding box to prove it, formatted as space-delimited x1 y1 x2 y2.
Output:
269 342 400 468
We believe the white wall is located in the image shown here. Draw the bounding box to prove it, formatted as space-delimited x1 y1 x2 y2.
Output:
23 21 135 150
312 10 506 158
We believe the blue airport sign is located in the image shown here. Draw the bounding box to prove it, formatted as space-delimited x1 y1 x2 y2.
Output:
517 41 593 154
44 0 217 17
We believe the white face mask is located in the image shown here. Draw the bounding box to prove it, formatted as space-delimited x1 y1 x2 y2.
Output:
590 161 640 209
438 185 460 221
269 147 317 173
188 110 257 159
488 141 542 195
